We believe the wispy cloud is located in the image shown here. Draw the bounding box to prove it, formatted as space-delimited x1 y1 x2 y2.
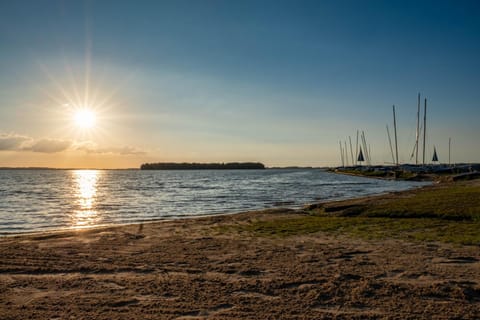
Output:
0 133 32 151
0 132 145 155
73 141 145 155
94 146 146 155
24 138 72 153
0 133 71 153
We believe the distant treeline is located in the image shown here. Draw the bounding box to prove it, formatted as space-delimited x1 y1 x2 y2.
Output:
140 162 265 170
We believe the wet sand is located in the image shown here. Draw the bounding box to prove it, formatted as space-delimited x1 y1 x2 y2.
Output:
1 193 479 319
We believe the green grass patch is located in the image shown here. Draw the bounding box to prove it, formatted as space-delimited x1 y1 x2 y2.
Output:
220 182 480 245
231 215 480 245
362 184 480 221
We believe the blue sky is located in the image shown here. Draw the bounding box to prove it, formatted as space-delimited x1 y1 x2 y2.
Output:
1 0 479 168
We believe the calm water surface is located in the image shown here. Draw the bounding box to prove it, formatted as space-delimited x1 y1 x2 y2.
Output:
0 169 428 234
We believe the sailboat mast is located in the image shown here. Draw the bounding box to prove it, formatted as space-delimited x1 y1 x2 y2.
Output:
416 93 420 165
369 144 372 164
449 137 451 166
422 98 427 166
355 130 359 166
393 105 399 166
349 136 354 166
344 141 349 166
361 131 369 165
361 132 366 165
339 141 344 167
386 125 395 164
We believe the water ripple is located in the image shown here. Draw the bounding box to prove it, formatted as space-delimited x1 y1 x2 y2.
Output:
0 169 428 234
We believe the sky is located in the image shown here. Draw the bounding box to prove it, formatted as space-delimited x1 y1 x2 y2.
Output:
1 0 479 168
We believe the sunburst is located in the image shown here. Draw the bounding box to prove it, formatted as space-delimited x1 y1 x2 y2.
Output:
36 57 128 143
73 108 96 129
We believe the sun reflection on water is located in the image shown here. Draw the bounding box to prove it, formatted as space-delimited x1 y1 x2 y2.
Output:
72 170 100 228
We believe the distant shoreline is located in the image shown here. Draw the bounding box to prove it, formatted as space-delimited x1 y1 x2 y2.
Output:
140 162 266 170
0 167 139 171
0 166 321 170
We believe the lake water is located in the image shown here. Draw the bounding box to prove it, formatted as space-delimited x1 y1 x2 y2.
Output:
0 169 428 234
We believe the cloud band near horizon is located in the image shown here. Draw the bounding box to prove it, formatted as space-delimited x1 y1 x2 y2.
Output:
0 133 145 155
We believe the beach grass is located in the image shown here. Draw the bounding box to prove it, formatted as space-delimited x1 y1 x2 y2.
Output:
232 216 480 245
361 183 480 221
225 181 480 245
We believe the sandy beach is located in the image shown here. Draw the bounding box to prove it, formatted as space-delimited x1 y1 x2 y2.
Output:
3 0 480 318
1 182 479 319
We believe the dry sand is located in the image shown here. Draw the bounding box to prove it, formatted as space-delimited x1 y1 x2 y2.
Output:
1 205 479 319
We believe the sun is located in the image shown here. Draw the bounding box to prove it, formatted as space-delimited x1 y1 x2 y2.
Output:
74 108 96 129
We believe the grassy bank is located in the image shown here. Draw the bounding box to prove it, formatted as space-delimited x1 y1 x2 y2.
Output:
225 180 480 245
360 183 480 221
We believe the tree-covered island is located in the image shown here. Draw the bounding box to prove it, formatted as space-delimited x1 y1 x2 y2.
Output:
140 162 266 170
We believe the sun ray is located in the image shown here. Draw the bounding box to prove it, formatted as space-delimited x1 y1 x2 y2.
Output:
63 56 83 107
38 63 78 108
84 40 92 109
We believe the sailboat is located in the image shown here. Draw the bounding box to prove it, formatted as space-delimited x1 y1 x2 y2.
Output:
357 147 365 164
432 146 439 163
